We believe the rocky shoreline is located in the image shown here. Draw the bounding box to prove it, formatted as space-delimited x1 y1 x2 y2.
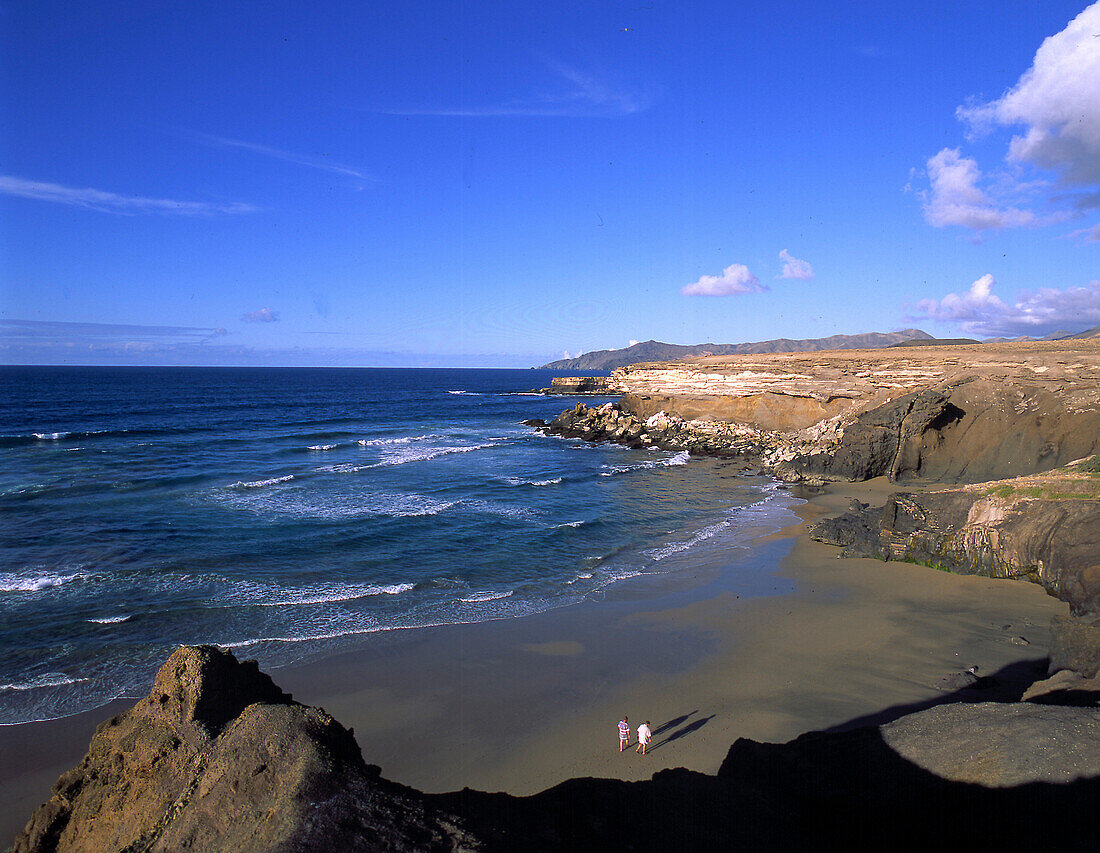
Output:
9 342 1100 851
529 342 1100 620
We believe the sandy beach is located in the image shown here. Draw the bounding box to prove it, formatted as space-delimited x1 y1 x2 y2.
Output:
0 477 1071 843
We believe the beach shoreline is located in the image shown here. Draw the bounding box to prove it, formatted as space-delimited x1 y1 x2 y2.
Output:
0 476 1070 843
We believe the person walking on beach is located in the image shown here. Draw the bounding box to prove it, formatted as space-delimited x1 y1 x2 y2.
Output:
618 716 631 752
636 720 652 756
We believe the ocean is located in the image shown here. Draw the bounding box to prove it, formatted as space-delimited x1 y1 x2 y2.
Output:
0 366 799 725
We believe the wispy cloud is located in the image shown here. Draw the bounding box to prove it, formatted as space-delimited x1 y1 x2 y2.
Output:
777 249 814 280
242 308 279 323
0 175 256 215
682 264 765 297
909 274 1100 337
194 133 371 180
382 63 653 118
1 319 229 344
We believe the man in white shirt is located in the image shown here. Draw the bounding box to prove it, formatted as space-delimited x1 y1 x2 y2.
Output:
636 720 652 755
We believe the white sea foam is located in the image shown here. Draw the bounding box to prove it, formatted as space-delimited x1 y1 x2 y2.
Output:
566 571 594 584
252 582 416 607
357 434 438 447
600 450 690 476
87 615 132 624
459 590 514 603
230 474 296 489
308 444 338 451
0 571 83 592
504 476 563 486
376 442 497 466
554 520 585 529
33 432 69 440
644 520 730 561
0 673 90 692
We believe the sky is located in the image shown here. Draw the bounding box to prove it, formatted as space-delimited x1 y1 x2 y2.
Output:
2 0 1099 367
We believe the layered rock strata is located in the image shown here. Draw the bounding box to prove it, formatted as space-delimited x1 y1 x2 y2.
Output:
12 647 1100 852
566 342 1100 485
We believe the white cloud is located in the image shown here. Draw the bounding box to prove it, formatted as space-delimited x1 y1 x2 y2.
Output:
921 149 1035 230
681 264 765 297
0 175 255 215
911 274 1100 336
242 308 279 323
958 3 1100 187
777 249 814 280
921 4 1100 236
628 339 640 347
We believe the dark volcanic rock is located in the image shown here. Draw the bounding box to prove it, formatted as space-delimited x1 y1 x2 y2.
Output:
11 646 471 853
809 490 1100 616
1049 614 1100 678
13 650 1100 852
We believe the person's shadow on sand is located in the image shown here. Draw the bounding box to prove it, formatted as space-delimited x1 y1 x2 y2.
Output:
650 713 715 752
652 711 697 737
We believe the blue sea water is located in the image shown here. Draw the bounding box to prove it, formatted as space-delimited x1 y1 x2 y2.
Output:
0 366 798 724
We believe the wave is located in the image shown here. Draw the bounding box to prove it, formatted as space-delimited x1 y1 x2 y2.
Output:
554 520 585 529
600 450 691 477
87 615 132 624
0 673 91 692
459 590 514 603
0 571 84 593
644 519 730 561
307 444 338 451
229 474 296 489
376 442 497 467
250 582 416 608
446 390 483 396
357 434 439 447
33 431 70 440
503 476 563 487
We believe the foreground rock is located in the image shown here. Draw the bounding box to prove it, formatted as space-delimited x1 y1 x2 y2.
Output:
12 647 1100 851
11 646 472 853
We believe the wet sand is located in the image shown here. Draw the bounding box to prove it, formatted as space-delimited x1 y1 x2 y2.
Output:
0 478 1070 842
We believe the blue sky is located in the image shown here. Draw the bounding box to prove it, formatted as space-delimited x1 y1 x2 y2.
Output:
2 1 1099 367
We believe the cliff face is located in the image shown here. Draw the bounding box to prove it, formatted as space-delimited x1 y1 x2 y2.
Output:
810 458 1100 615
607 342 1100 484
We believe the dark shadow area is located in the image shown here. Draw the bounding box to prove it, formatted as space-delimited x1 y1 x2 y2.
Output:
432 667 1099 852
824 657 1049 732
651 711 696 737
650 714 714 752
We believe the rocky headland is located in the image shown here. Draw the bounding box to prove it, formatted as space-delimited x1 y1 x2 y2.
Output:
531 341 1100 617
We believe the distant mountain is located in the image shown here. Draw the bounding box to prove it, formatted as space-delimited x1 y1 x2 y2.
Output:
983 326 1100 343
540 329 934 371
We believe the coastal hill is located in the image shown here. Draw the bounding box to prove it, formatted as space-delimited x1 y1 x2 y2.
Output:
539 329 934 371
541 324 1100 371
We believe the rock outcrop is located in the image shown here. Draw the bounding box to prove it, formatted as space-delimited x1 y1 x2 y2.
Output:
592 342 1100 484
807 459 1100 615
11 646 472 853
13 648 1100 852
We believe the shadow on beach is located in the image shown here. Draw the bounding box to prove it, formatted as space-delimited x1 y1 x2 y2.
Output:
435 659 1099 851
